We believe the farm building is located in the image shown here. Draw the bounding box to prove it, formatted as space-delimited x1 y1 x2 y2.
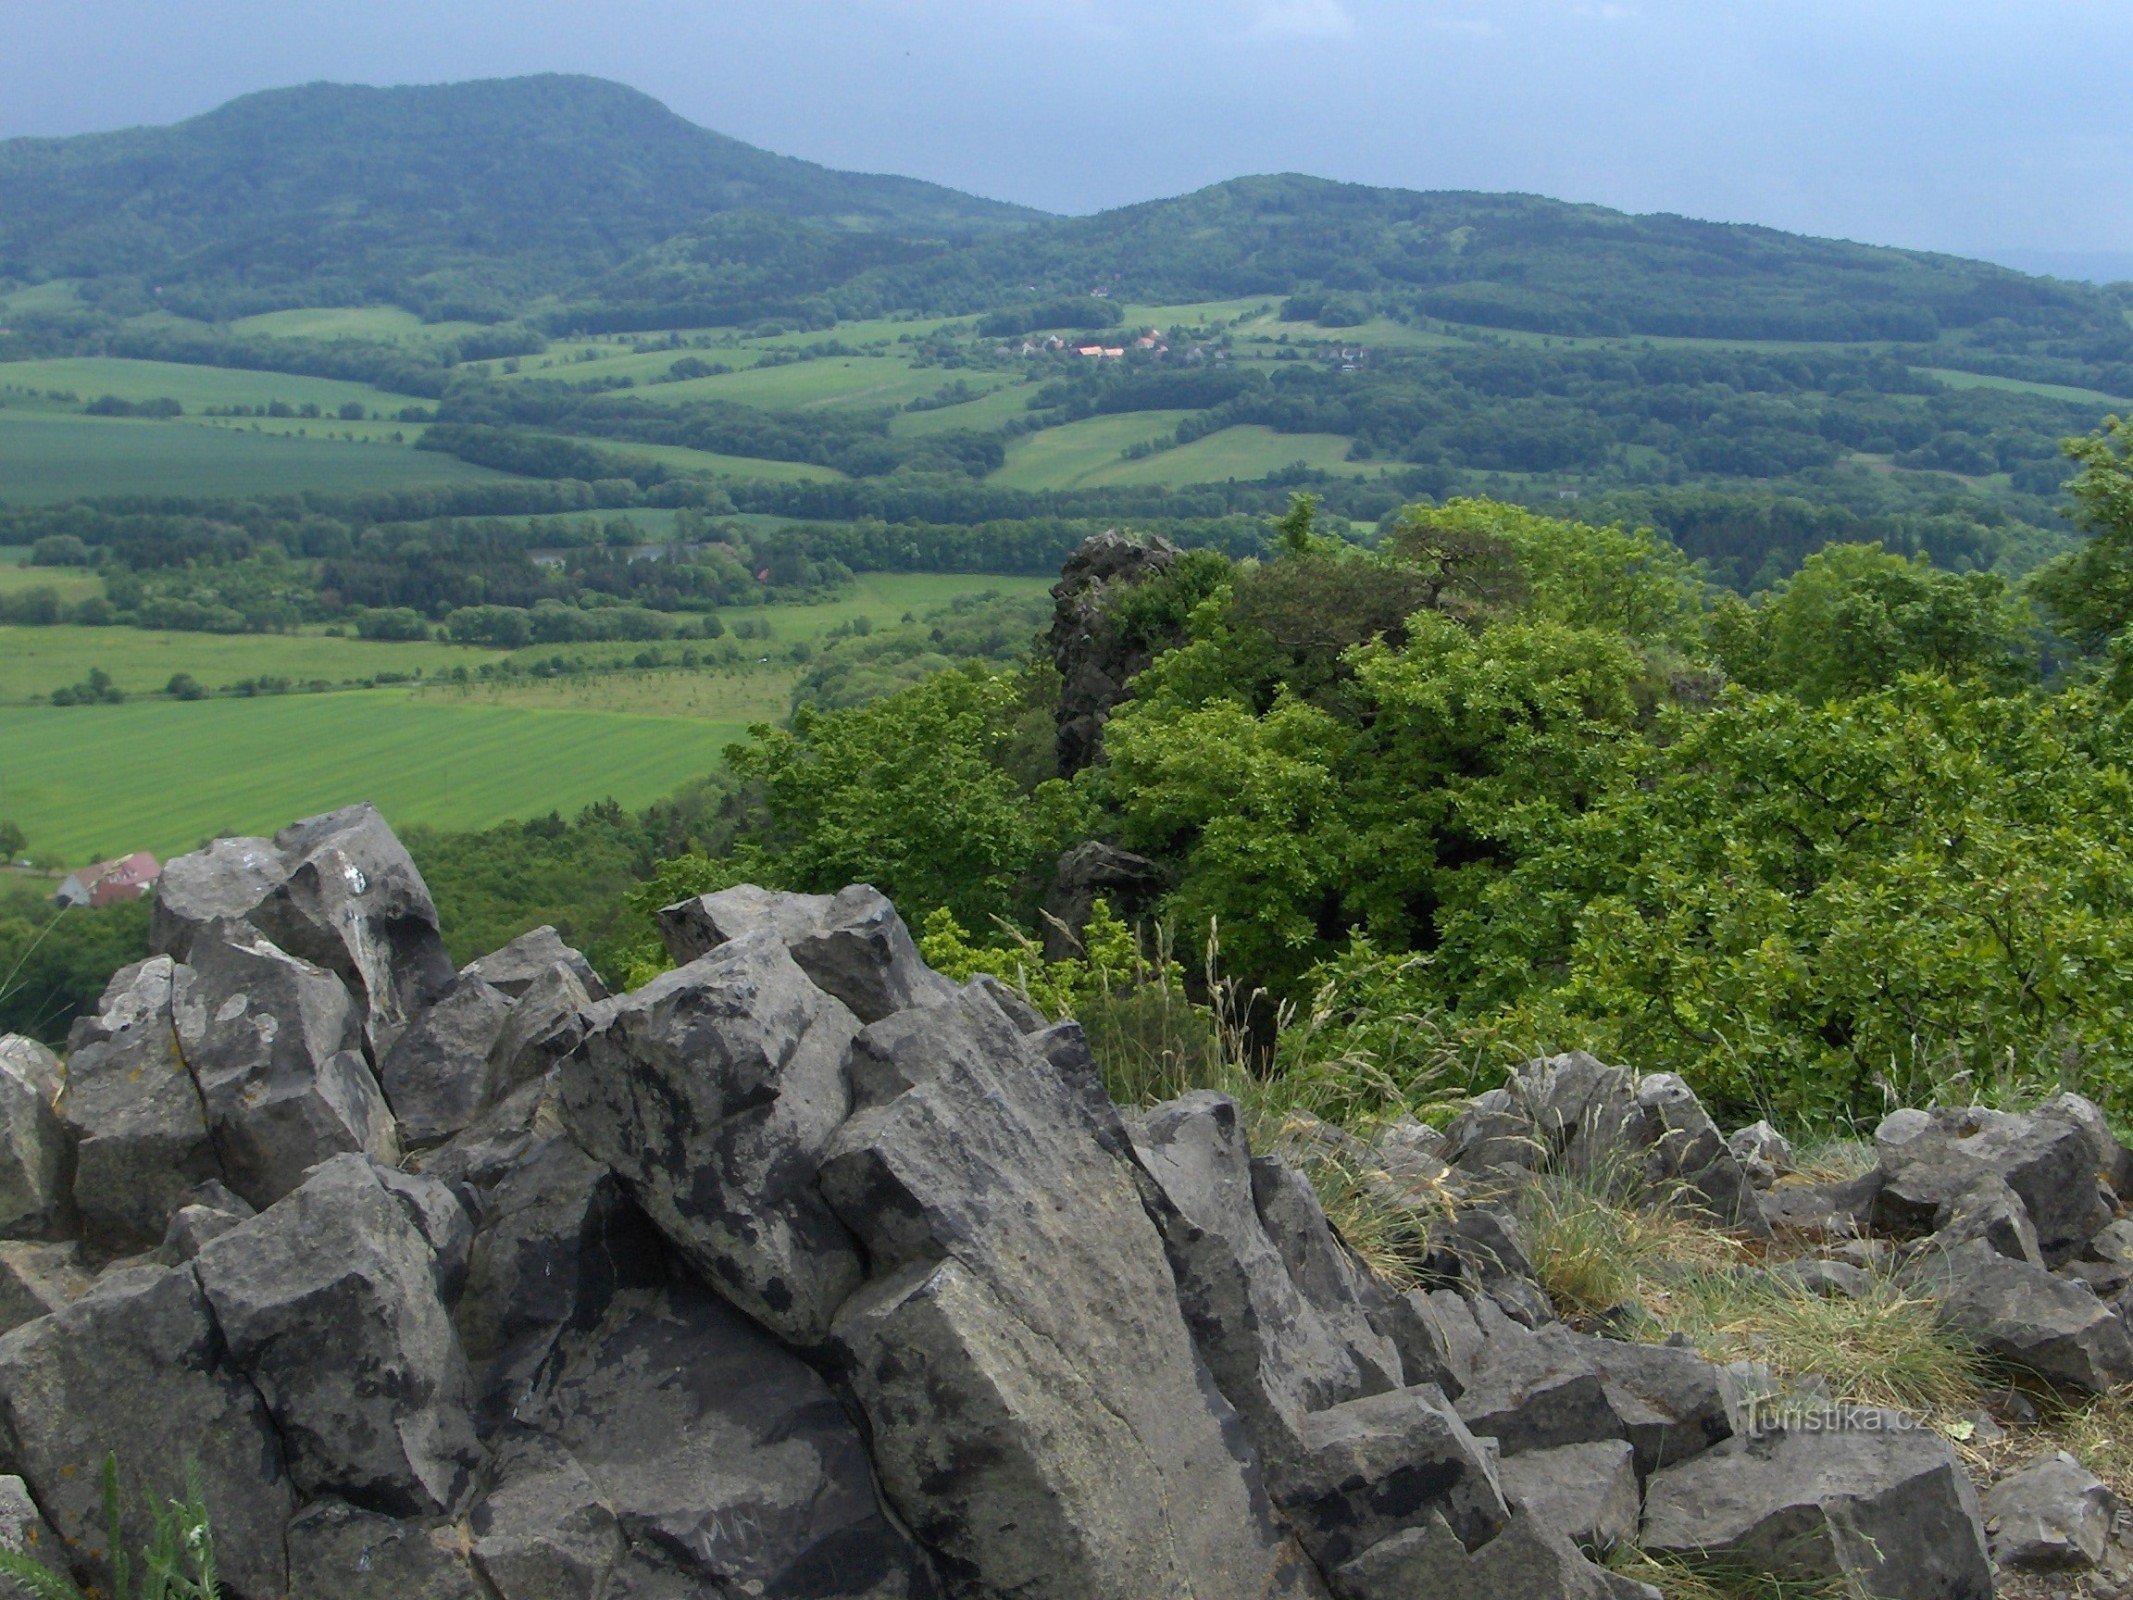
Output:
53 851 161 909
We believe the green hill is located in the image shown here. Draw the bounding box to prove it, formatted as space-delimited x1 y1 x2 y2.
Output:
0 75 1041 321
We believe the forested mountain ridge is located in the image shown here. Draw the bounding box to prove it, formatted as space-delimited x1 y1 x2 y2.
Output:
6 75 2130 388
0 75 1041 321
852 172 2129 341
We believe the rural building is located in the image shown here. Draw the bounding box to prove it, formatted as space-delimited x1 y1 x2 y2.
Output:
53 851 161 909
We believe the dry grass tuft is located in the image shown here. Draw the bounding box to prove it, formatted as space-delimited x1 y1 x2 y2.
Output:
1609 1547 1869 1600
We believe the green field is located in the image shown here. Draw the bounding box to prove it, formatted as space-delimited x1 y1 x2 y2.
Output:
991 411 1197 490
227 307 493 345
1920 367 2133 407
657 356 1010 412
1091 425 1372 488
0 356 417 414
889 381 1040 437
566 436 846 482
0 693 747 864
0 625 504 702
0 564 102 603
0 572 1050 861
0 413 508 503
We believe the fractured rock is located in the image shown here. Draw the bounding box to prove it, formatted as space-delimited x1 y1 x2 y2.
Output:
172 919 398 1208
1641 1414 1993 1600
286 1499 483 1600
0 1035 67 1239
470 1431 623 1600
454 1134 664 1430
822 985 1328 1599
59 957 220 1254
1589 1336 1740 1474
0 1240 89 1333
1454 1322 1626 1459
1278 1383 1509 1568
1128 1091 1402 1467
0 1263 293 1599
377 974 513 1147
154 807 454 1060
462 924 607 1002
1875 1104 2112 1261
524 1280 933 1600
657 882 952 1024
1728 1120 1794 1189
1497 1438 1640 1554
481 961 594 1108
1331 1508 1657 1600
558 932 865 1346
1981 1450 2117 1571
1916 1239 2133 1393
193 1154 481 1516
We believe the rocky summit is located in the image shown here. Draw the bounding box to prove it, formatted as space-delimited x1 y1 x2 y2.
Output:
0 807 2128 1598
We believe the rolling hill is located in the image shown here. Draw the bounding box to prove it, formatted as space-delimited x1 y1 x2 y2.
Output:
0 75 1041 320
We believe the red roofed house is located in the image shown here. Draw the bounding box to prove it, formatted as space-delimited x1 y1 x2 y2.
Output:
54 852 161 909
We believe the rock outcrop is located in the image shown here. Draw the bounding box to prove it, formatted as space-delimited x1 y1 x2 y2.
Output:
9 805 2131 1599
1048 529 1181 775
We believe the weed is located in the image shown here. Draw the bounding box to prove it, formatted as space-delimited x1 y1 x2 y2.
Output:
0 1455 219 1600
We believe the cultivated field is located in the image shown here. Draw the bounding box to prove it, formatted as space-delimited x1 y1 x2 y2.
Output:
0 356 415 414
991 411 1198 490
0 413 505 503
1086 426 1374 488
0 572 1050 862
226 307 492 345
0 625 503 703
0 693 749 864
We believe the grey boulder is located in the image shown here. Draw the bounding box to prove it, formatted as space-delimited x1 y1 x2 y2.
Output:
376 974 514 1146
1640 1414 1992 1600
171 918 399 1208
822 985 1327 1599
1277 1384 1510 1568
0 1240 88 1332
658 882 954 1023
1918 1239 2133 1393
1454 1322 1627 1459
480 961 594 1108
1496 1438 1640 1554
462 924 607 1001
1981 1450 2118 1571
452 1132 664 1430
153 807 455 1060
558 932 865 1346
1875 1104 2112 1261
1128 1091 1403 1467
193 1154 481 1516
59 957 221 1254
1331 1509 1658 1600
286 1499 484 1600
1588 1337 1742 1474
0 1263 293 1600
517 1280 935 1599
0 1035 67 1239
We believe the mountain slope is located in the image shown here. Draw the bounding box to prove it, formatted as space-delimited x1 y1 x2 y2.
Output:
0 75 1041 319
856 174 2128 348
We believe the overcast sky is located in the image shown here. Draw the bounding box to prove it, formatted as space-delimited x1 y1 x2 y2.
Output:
5 0 2129 275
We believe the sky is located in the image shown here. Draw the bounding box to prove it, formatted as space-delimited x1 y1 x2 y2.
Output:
5 0 2130 276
